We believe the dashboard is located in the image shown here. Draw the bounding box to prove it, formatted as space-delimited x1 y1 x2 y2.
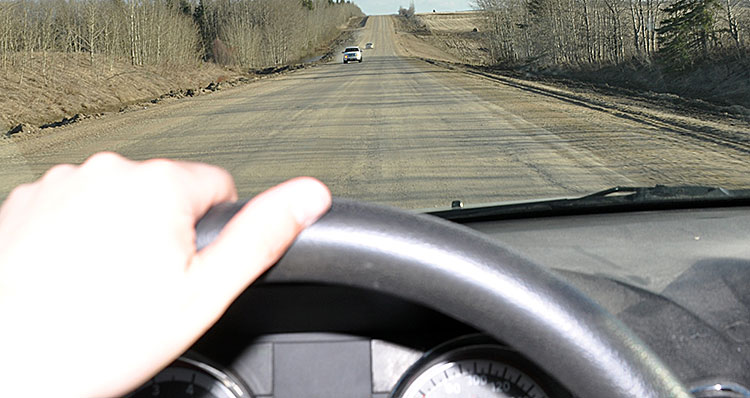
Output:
127 205 750 398
127 284 571 398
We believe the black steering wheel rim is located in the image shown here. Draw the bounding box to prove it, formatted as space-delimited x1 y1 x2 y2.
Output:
196 198 692 398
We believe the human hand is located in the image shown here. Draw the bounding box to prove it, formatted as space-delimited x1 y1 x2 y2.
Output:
0 152 331 397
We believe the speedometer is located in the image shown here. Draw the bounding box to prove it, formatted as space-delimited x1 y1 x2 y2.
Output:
391 336 571 398
397 358 547 398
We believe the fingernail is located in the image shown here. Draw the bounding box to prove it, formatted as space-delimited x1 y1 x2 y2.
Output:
290 178 332 227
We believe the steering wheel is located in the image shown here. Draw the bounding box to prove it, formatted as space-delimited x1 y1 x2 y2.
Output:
195 199 692 398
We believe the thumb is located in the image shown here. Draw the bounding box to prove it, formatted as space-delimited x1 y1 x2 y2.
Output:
186 177 331 319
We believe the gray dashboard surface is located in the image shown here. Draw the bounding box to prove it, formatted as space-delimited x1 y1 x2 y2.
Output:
467 206 750 387
468 207 750 294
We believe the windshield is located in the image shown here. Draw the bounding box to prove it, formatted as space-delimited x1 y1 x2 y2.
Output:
1 0 748 211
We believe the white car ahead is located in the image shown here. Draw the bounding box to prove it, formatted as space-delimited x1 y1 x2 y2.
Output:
342 47 362 63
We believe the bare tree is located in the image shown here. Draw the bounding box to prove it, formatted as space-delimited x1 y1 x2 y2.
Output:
0 0 360 76
219 0 361 68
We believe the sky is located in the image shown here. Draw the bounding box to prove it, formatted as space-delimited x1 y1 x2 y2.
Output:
353 0 474 15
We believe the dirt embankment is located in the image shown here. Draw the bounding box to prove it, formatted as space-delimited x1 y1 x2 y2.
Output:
0 56 251 137
1 17 366 138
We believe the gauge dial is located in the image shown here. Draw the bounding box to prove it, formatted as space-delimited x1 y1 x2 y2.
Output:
398 358 547 398
127 356 251 398
392 336 571 398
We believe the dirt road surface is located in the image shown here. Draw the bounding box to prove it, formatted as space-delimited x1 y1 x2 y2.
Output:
1 16 749 209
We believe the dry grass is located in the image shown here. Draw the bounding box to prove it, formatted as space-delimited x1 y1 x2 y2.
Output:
396 13 489 65
417 12 483 33
0 53 240 133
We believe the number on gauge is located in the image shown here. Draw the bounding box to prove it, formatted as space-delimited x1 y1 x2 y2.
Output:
391 337 571 398
400 358 548 398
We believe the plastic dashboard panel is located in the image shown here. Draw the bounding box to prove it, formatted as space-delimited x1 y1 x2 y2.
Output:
465 206 750 390
191 286 561 398
192 283 474 397
204 332 417 398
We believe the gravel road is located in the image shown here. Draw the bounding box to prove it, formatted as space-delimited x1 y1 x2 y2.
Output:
1 15 748 209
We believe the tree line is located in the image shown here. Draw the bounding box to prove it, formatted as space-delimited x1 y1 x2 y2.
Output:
194 0 360 67
473 0 748 71
0 0 361 76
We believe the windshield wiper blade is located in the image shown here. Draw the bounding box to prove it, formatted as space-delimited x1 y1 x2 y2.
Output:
429 185 750 223
579 185 735 200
